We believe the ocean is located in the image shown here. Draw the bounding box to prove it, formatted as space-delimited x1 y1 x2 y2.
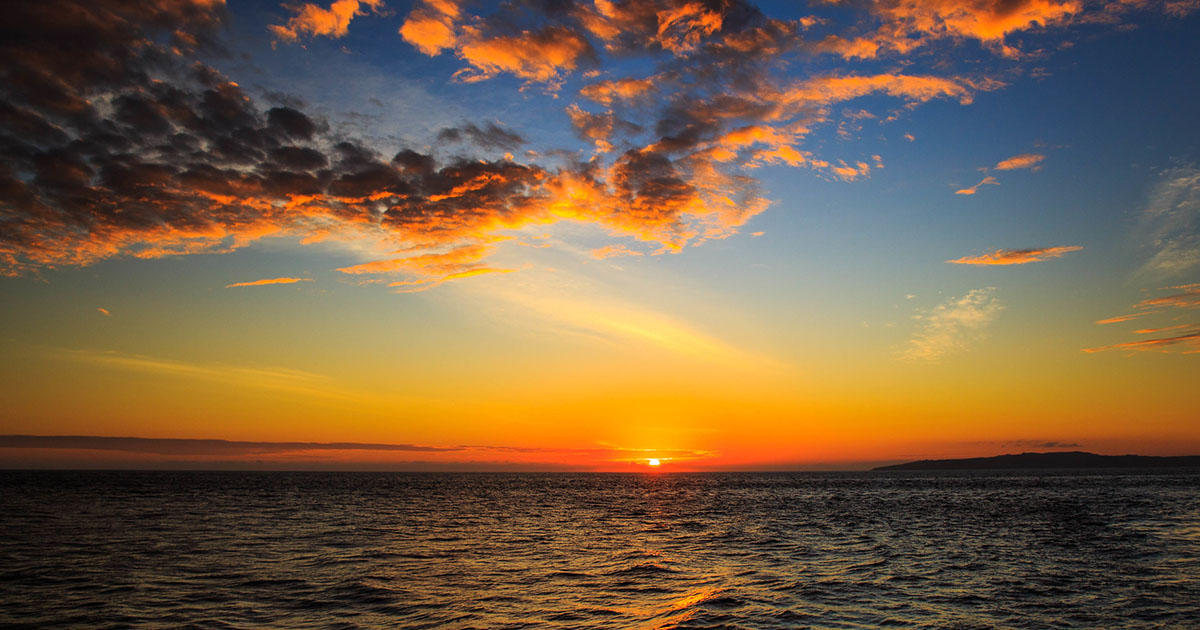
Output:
1 470 1197 629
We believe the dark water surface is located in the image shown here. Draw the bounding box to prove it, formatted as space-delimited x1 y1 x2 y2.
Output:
1 471 1197 629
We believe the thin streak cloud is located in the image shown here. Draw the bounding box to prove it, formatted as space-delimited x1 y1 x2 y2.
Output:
0 435 456 455
51 348 351 400
1083 328 1200 354
947 246 1082 266
225 277 314 288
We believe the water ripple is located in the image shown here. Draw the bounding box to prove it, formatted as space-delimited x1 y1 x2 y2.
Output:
1 470 1198 628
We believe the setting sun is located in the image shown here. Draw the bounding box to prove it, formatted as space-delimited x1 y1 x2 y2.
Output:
647 459 661 467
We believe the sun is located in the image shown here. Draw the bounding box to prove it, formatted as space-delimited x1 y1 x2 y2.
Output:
647 458 661 467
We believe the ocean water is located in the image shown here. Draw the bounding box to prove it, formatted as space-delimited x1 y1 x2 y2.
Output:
1 471 1197 629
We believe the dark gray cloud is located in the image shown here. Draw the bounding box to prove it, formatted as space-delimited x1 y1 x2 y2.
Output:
0 0 769 279
0 435 457 455
436 122 525 150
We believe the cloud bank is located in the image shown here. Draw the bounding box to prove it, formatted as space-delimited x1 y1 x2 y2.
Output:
0 0 1188 289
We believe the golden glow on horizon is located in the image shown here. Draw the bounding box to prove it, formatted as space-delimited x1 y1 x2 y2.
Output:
647 458 661 467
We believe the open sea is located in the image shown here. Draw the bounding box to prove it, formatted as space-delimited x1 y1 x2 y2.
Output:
1 470 1197 629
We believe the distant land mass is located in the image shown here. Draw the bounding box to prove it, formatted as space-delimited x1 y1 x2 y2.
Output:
873 451 1200 471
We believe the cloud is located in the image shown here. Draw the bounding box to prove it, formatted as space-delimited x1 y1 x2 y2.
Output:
905 288 1003 361
591 244 645 259
1090 285 1200 354
453 25 596 85
0 434 718 469
97 307 111 316
389 267 514 293
955 175 999 195
0 0 1186 290
398 0 461 56
436 122 525 150
947 245 1082 265
580 76 658 106
565 104 640 153
999 439 1082 449
0 434 456 455
860 0 1082 57
0 1 774 285
225 277 313 288
1133 324 1194 334
1083 328 1200 354
995 153 1045 170
1133 283 1200 309
1095 313 1146 324
1136 166 1200 277
270 0 383 42
53 348 347 398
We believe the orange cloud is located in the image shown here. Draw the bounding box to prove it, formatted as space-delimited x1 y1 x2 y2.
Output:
225 277 314 288
337 242 497 276
655 2 724 54
831 160 872 181
453 25 594 85
1089 285 1200 353
1095 313 1148 324
269 0 383 42
785 74 976 107
1083 328 1200 354
955 175 999 195
389 267 514 293
995 153 1045 170
947 245 1082 265
592 244 645 259
1134 284 1200 309
400 14 456 55
867 0 1082 56
1134 324 1195 334
399 0 463 55
97 307 111 316
580 76 657 106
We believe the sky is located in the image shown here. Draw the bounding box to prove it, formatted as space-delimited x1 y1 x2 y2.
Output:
1 0 1198 471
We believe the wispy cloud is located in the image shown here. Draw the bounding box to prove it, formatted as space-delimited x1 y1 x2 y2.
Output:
1090 285 1200 354
389 267 514 293
1096 313 1150 324
225 277 313 288
994 153 1045 170
52 348 348 399
955 175 998 195
1083 327 1200 354
947 245 1082 265
905 288 1003 361
1136 166 1200 277
1134 323 1194 334
97 308 111 317
1133 284 1200 309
